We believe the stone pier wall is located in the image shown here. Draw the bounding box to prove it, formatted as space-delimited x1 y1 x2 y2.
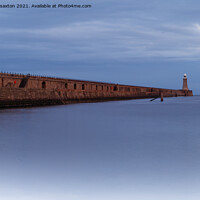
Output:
0 73 193 108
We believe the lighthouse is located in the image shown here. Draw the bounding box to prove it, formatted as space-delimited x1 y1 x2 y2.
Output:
182 73 189 90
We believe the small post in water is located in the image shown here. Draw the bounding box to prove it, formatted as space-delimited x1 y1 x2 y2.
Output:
161 93 164 102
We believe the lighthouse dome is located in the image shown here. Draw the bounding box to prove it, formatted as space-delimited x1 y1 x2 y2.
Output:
184 73 187 78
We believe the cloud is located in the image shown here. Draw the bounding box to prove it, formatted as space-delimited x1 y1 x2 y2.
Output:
1 0 200 63
1 20 200 62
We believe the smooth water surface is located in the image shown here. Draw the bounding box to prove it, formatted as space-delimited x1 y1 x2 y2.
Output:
0 96 200 200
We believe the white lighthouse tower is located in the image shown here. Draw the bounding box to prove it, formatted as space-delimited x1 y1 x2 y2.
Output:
182 73 189 90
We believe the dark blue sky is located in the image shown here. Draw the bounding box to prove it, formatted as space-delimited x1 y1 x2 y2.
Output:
1 0 200 93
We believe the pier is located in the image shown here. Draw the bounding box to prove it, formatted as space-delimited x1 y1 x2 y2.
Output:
0 73 193 108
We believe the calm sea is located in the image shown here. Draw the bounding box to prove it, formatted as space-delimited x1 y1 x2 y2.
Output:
0 96 200 200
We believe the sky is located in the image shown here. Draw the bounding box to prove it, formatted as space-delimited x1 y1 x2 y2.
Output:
1 0 200 93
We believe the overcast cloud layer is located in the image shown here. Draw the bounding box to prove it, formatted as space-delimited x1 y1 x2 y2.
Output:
1 0 200 93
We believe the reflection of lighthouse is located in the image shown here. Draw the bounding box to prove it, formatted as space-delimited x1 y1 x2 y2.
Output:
182 73 189 90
